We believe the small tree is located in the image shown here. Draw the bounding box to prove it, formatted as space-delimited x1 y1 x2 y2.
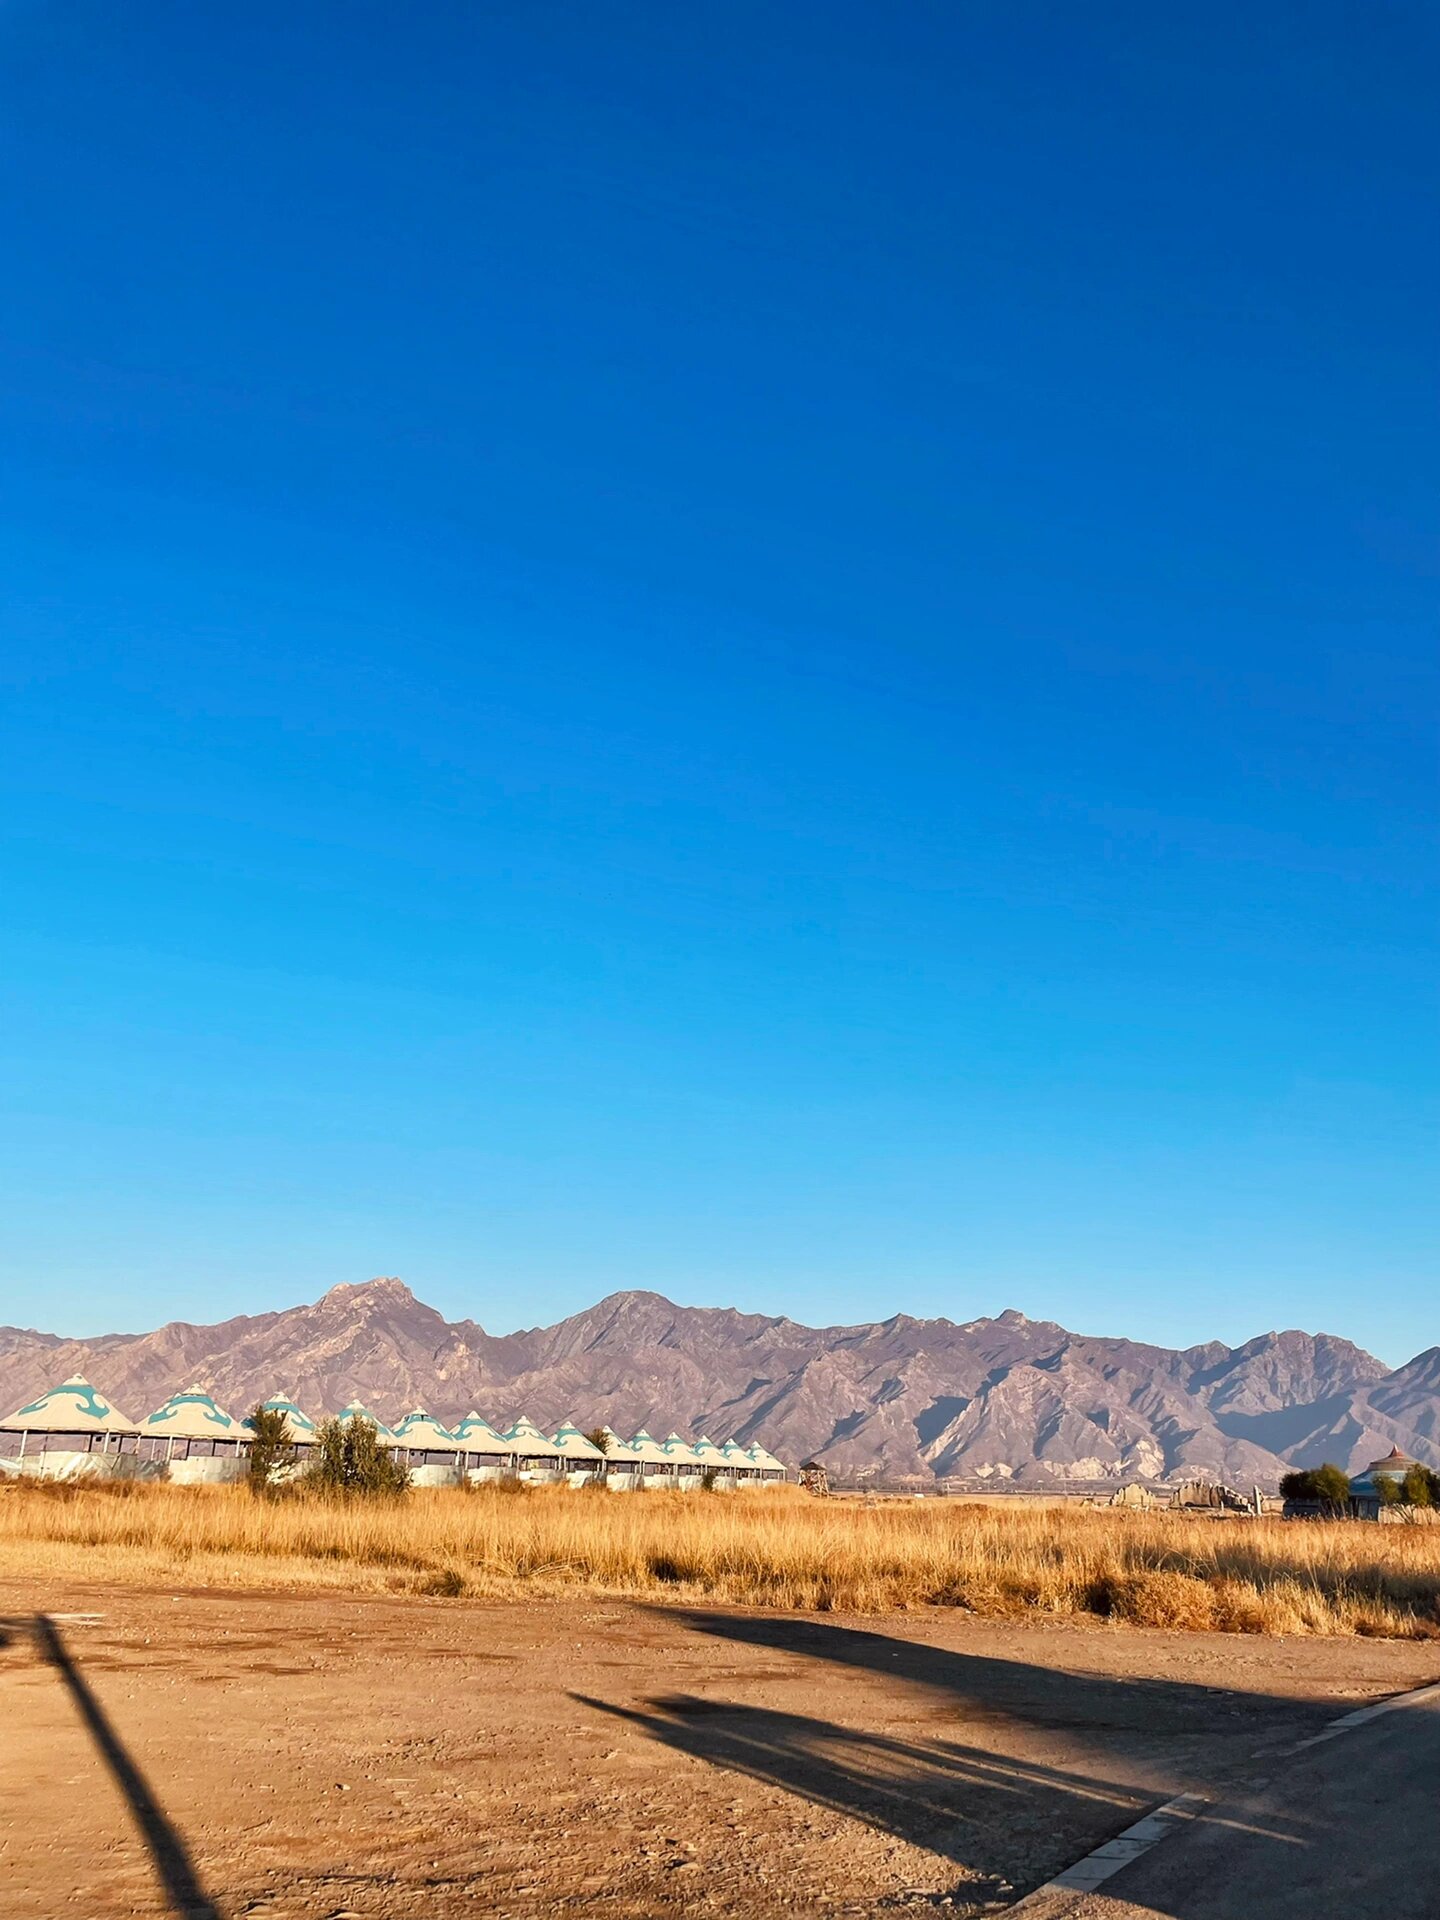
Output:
1374 1472 1403 1507
246 1405 296 1496
1279 1464 1350 1511
1311 1463 1352 1511
585 1427 611 1456
1400 1463 1436 1509
301 1416 410 1496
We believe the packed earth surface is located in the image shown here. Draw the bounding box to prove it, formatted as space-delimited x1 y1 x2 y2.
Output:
4 1581 1439 1919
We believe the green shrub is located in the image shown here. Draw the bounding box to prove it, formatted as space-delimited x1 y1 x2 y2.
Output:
246 1406 296 1497
301 1416 410 1497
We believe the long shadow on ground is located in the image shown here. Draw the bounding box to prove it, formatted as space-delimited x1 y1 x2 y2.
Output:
32 1614 221 1920
575 1611 1335 1905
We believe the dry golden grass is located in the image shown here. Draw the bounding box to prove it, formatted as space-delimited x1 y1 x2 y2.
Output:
3 1479 1439 1637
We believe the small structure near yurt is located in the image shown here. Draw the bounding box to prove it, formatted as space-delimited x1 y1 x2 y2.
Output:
1350 1447 1438 1521
138 1385 247 1483
0 1377 139 1478
454 1411 513 1482
389 1409 460 1485
550 1418 607 1485
798 1461 831 1497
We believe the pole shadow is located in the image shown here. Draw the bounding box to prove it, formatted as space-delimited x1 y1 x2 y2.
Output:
33 1613 222 1920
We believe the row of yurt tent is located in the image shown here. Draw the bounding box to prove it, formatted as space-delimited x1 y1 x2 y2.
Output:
0 1377 787 1485
138 1386 248 1482
0 1377 142 1477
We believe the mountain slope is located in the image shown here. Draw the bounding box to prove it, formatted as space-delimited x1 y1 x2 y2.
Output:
0 1281 1429 1485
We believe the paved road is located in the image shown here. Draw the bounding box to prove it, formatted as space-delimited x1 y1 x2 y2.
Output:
1042 1686 1440 1920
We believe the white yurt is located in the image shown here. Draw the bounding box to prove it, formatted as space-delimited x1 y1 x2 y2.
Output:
718 1439 757 1482
549 1417 607 1485
242 1395 319 1450
389 1409 460 1485
599 1426 641 1489
454 1411 513 1482
625 1428 675 1486
660 1432 704 1487
138 1384 247 1483
745 1442 788 1483
0 1377 139 1478
335 1401 397 1442
497 1413 567 1482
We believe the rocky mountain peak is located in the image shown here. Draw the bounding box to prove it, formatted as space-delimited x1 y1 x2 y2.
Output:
0 1282 1428 1485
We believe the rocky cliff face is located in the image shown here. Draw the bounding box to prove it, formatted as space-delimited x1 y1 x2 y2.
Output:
0 1280 1430 1485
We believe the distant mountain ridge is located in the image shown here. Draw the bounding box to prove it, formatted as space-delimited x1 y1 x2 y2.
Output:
0 1279 1432 1485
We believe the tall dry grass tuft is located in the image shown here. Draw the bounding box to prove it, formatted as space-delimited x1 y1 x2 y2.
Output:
3 1479 1439 1637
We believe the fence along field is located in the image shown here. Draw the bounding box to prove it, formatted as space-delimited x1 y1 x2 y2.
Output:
5 1479 1440 1636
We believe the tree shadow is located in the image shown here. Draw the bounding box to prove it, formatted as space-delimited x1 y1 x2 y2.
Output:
32 1614 222 1920
576 1689 1158 1898
666 1609 1334 1742
572 1611 1330 1904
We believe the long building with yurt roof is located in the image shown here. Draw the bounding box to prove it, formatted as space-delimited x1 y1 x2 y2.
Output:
137 1385 247 1483
242 1394 318 1450
659 1432 703 1486
335 1400 396 1441
389 1409 460 1483
597 1426 641 1488
496 1413 567 1481
624 1428 677 1485
716 1439 758 1483
744 1442 788 1483
453 1411 512 1481
2 1367 792 1488
0 1376 139 1478
550 1418 607 1484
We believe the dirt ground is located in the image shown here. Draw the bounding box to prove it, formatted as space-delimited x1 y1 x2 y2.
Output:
3 1580 1438 1920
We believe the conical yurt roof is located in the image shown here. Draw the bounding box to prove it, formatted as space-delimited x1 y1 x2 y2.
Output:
660 1431 700 1461
551 1418 606 1461
242 1394 317 1437
336 1401 397 1442
498 1413 564 1457
689 1434 724 1464
390 1409 458 1448
3 1376 137 1434
140 1385 241 1442
599 1425 639 1465
453 1411 511 1455
625 1428 672 1465
746 1442 785 1472
718 1439 752 1464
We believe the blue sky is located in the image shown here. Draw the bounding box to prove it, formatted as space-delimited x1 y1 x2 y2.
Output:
1 3 1434 1361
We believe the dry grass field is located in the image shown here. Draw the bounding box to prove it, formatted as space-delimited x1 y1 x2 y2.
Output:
5 1478 1440 1637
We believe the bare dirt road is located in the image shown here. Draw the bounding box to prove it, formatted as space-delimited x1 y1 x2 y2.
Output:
3 1579 1437 1920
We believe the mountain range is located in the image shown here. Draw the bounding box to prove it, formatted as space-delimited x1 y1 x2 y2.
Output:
1 1279 1434 1486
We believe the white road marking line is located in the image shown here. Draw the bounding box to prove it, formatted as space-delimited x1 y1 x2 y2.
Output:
1008 1794 1208 1909
1007 1676 1440 1912
1283 1677 1440 1753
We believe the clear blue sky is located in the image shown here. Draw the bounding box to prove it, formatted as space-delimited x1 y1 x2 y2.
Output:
1 4 1434 1362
